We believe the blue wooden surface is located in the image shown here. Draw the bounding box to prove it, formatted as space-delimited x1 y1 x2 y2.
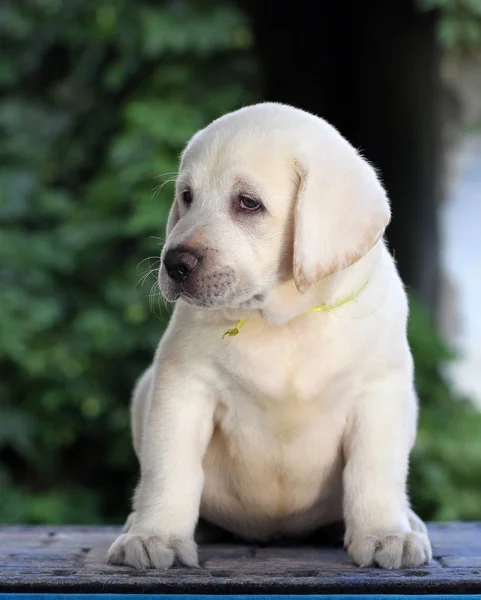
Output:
1 596 481 600
1 525 481 595
1 595 481 600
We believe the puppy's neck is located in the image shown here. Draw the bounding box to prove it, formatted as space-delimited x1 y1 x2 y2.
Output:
260 242 383 326
260 280 332 326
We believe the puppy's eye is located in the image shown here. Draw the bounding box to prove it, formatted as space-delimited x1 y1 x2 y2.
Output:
239 195 262 211
182 189 193 206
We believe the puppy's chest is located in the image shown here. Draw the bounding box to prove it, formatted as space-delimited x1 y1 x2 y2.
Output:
216 335 354 449
219 323 351 401
216 392 334 447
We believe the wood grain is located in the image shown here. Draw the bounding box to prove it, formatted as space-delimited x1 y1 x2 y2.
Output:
0 523 480 594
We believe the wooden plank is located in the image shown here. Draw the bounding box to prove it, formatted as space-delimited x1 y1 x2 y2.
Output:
1 596 481 600
0 524 480 594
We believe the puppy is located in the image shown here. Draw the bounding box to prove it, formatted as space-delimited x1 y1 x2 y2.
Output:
108 103 432 570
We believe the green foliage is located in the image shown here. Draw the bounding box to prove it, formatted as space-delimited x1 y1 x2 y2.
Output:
419 0 481 54
1 0 480 526
0 0 256 524
408 297 481 521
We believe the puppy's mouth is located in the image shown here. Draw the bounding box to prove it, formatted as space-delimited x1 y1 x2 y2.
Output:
178 288 265 309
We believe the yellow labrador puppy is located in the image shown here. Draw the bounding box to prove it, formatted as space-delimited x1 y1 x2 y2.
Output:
108 103 432 570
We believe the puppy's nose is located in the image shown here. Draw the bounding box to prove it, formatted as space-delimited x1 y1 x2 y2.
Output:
163 247 199 282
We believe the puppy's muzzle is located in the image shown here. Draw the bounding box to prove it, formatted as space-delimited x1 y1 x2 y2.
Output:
163 247 200 283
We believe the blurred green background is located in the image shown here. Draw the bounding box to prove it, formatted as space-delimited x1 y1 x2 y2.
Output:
1 0 481 525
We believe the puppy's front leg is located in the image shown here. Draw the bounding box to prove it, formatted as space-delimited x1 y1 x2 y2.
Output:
108 370 215 570
343 373 432 569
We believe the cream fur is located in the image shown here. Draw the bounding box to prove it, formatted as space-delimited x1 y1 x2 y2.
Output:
107 103 431 570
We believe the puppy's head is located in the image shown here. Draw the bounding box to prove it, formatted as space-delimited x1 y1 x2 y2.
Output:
159 103 390 308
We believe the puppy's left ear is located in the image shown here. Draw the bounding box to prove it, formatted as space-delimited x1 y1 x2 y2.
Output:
293 135 391 293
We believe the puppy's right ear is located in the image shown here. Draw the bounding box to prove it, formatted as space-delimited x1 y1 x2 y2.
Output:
165 201 180 238
292 128 390 293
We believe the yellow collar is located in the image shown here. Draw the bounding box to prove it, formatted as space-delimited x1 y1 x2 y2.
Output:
222 279 369 339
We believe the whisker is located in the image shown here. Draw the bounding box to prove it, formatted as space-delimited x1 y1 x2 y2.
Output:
149 235 165 245
154 171 179 180
160 294 171 316
148 281 158 318
136 268 156 290
152 176 178 198
137 255 161 267
135 256 161 290
155 173 190 194
149 281 167 321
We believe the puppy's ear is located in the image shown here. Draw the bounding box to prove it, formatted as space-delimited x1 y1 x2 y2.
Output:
165 201 180 238
293 135 391 293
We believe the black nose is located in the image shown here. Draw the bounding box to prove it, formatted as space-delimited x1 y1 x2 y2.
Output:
163 247 200 282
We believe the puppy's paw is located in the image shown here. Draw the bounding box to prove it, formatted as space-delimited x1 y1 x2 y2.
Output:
347 531 432 569
107 532 198 570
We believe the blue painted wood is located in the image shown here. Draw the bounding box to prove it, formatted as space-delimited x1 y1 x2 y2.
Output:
1 597 481 600
0 524 480 595
1 596 481 600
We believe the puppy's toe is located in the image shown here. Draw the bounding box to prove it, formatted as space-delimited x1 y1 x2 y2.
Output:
373 534 405 569
402 531 432 567
143 536 175 569
171 537 199 567
347 533 378 567
108 533 150 570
